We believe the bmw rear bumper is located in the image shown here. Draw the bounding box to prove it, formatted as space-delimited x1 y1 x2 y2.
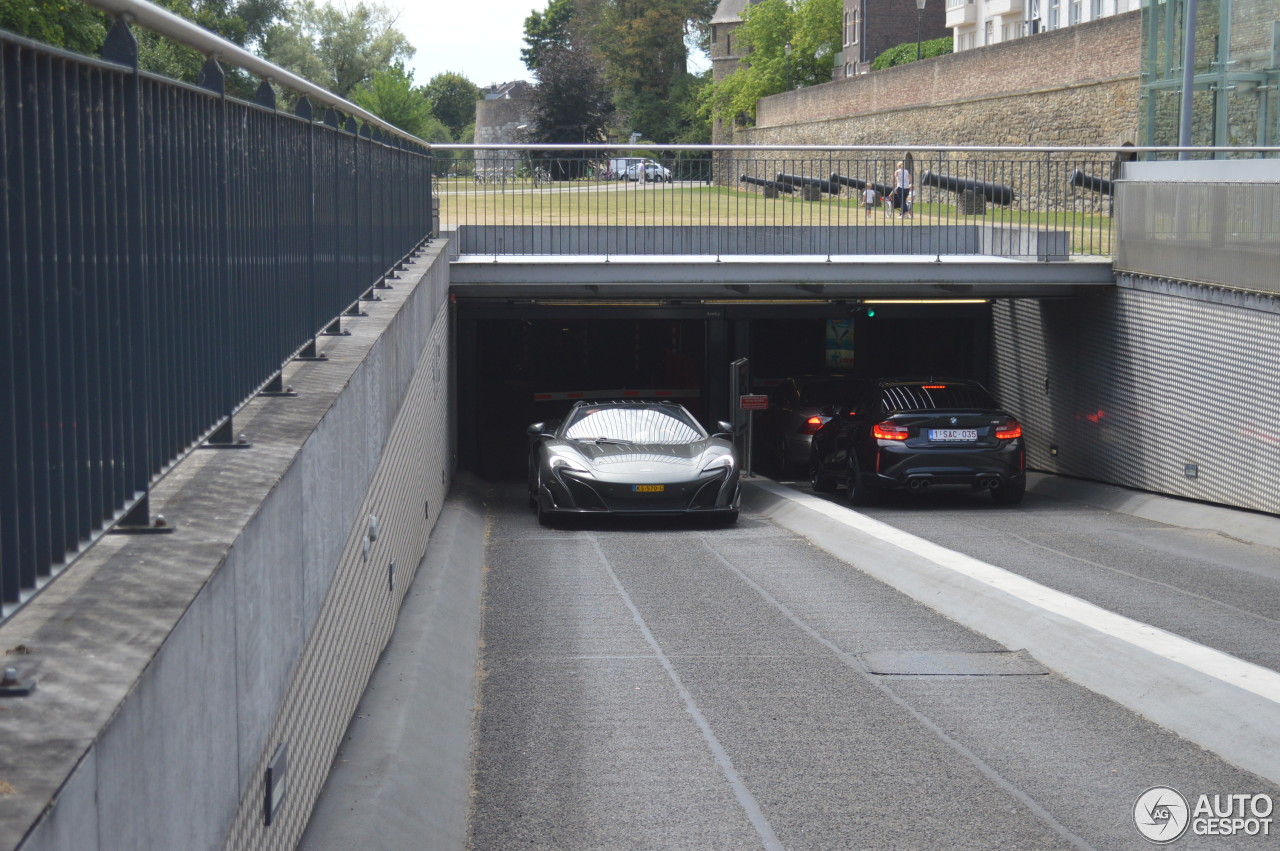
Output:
871 442 1024 491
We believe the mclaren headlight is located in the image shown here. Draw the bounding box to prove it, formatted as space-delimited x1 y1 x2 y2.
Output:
701 452 736 473
550 454 592 475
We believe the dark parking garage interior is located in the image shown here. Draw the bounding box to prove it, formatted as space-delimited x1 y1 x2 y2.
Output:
456 301 993 480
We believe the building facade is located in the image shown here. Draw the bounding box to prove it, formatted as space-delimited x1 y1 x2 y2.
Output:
840 0 950 75
946 0 1140 51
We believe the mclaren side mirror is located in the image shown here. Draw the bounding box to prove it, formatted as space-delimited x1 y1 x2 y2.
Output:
712 420 734 438
527 422 546 436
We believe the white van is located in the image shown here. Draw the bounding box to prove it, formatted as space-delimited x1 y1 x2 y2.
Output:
608 157 646 179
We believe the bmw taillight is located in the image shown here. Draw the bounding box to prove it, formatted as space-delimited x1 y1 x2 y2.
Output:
801 416 825 435
872 420 910 441
995 419 1023 440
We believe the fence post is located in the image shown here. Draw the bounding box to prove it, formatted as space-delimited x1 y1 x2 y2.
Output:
196 57 250 449
293 96 326 360
102 18 170 532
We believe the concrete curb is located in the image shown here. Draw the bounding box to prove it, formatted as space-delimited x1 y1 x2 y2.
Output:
299 475 490 850
1024 472 1280 551
742 480 1280 786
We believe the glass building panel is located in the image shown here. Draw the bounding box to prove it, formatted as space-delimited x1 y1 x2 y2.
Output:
1141 0 1280 151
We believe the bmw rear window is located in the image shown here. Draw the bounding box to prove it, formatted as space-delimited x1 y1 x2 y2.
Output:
880 383 997 412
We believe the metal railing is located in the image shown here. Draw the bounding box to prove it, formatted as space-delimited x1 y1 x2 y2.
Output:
1 15 432 617
435 144 1127 259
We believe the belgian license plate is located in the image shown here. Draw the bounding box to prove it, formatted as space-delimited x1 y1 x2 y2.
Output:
633 484 665 493
929 429 978 442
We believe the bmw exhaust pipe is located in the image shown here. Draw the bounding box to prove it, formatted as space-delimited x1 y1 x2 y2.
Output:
908 478 930 491
978 477 1000 490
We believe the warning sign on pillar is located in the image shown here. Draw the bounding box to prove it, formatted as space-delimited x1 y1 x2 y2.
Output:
739 395 769 411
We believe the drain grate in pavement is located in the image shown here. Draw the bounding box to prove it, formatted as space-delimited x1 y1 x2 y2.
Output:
858 650 1049 676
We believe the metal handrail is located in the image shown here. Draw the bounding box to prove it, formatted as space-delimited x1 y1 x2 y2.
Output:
434 144 1280 154
79 0 429 148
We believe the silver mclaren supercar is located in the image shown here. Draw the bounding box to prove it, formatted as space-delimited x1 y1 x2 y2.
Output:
527 400 741 525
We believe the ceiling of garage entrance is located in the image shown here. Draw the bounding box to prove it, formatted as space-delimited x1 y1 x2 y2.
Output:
448 254 1116 301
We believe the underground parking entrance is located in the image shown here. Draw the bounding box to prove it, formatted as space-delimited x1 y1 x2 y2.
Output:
455 298 995 481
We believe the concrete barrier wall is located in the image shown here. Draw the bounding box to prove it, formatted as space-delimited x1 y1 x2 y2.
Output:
7 242 454 851
991 278 1280 517
454 225 984 256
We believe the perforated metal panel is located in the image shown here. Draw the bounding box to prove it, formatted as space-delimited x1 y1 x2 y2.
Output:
1116 181 1280 296
222 299 453 851
991 280 1280 516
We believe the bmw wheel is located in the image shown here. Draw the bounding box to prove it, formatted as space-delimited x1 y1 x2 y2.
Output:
846 458 881 506
809 450 836 493
991 476 1026 505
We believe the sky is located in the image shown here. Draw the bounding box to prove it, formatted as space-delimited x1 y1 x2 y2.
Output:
395 0 539 89
393 0 711 91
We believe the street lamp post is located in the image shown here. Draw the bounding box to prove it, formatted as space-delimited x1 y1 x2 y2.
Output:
785 41 792 90
915 0 926 61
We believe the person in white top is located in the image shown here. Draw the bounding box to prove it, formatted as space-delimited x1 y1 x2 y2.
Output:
893 161 912 218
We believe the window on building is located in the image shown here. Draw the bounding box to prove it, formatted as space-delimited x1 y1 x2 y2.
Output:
1028 0 1042 30
985 20 994 43
726 32 732 55
1089 0 1101 17
844 12 852 45
1048 0 1060 28
853 8 862 44
1069 0 1081 24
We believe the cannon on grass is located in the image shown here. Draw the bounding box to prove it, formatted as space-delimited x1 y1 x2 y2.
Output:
775 173 840 200
829 173 893 199
921 171 1016 214
740 175 796 198
1067 169 1113 196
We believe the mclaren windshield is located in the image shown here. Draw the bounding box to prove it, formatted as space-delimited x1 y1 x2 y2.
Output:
560 404 707 445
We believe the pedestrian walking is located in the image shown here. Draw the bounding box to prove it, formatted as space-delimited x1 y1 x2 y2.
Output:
893 161 912 218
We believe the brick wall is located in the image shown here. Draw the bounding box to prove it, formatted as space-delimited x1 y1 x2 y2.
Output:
750 10 1141 146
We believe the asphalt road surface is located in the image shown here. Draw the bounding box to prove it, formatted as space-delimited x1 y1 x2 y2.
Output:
469 478 1280 850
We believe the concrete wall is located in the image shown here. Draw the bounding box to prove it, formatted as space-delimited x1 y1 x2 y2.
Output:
991 166 1280 518
475 93 533 173
991 277 1280 518
5 242 455 851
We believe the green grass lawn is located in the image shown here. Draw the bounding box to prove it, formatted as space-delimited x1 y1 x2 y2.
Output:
435 180 1115 255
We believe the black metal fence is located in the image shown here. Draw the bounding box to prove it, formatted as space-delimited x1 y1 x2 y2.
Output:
1 25 433 617
436 147 1123 258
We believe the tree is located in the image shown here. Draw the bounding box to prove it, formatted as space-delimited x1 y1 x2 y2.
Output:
871 36 952 70
588 0 716 142
525 40 614 175
350 62 436 137
0 0 107 55
0 0 284 98
521 0 575 72
700 0 841 127
262 0 413 98
139 0 286 86
423 72 480 139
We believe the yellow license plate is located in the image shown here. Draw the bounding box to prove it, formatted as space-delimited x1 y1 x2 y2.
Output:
633 484 665 493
